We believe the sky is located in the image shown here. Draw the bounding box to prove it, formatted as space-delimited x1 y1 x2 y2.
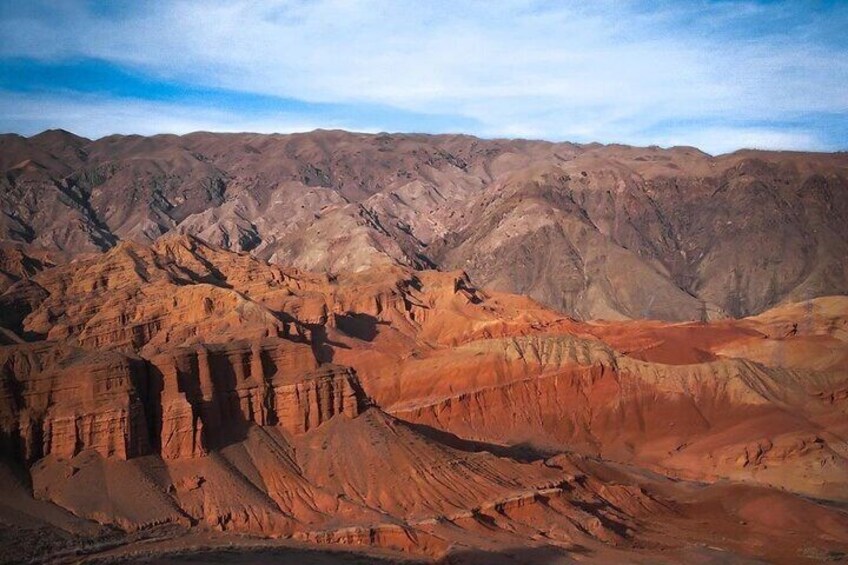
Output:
0 0 846 154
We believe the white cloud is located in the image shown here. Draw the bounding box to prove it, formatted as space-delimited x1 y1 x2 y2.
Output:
1 0 845 152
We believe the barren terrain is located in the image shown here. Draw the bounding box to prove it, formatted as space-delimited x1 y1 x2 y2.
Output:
0 131 847 563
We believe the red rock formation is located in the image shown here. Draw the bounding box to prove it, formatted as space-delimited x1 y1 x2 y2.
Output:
0 346 150 462
148 339 364 457
1 238 847 563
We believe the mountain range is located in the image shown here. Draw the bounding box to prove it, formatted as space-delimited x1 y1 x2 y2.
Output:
2 129 846 321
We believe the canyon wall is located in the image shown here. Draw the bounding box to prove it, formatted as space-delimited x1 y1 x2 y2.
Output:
1 338 367 464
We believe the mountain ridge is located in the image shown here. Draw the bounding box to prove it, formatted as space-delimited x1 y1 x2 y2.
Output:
2 128 846 322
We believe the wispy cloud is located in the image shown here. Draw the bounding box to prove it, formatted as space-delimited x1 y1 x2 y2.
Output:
0 0 846 153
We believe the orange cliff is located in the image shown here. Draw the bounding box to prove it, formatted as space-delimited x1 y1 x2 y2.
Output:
0 235 847 564
1 338 367 464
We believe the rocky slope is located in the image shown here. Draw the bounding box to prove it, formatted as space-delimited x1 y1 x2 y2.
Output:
0 238 846 563
2 129 846 320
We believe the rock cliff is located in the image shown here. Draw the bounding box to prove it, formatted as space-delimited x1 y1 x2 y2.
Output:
0 237 846 563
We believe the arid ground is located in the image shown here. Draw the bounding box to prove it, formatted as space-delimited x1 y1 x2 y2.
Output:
1 131 847 564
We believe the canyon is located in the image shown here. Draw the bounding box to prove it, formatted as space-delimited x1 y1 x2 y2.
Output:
0 130 847 563
0 232 845 563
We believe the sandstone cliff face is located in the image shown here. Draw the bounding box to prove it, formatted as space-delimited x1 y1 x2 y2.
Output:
1 339 366 464
0 236 369 467
1 239 847 563
0 346 150 462
3 129 847 320
354 323 847 501
148 340 364 458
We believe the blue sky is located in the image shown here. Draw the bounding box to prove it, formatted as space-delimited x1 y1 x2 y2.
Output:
0 0 846 154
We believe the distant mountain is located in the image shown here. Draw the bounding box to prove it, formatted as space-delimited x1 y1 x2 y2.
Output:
2 129 846 320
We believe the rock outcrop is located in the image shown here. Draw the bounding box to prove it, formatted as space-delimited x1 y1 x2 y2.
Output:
1 339 367 464
0 238 847 563
148 340 364 458
3 129 847 321
0 346 150 462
